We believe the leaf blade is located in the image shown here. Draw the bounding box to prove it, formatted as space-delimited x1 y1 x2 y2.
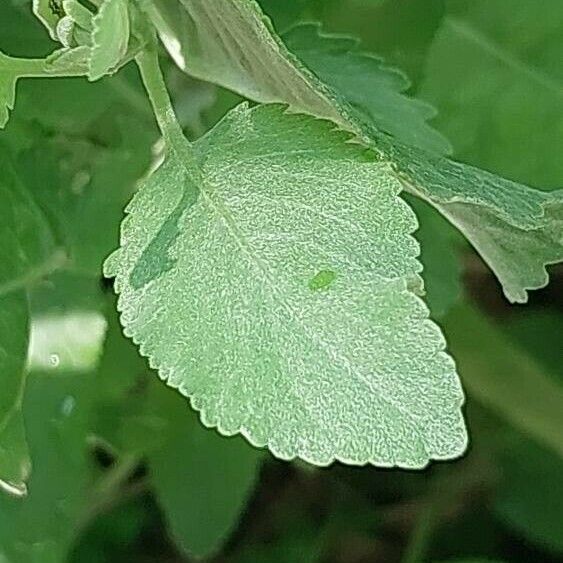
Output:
0 293 30 498
282 23 452 155
148 384 261 558
444 304 563 459
106 103 467 468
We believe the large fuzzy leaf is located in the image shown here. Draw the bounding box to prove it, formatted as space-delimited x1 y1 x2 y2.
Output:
105 103 467 468
145 0 563 303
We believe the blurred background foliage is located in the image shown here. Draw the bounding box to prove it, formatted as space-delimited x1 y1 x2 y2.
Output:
0 1 561 562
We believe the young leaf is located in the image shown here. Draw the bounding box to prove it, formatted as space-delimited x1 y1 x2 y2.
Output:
148 383 261 558
62 0 94 32
105 103 467 468
282 23 452 155
0 293 30 498
32 0 64 40
146 0 563 303
89 0 130 81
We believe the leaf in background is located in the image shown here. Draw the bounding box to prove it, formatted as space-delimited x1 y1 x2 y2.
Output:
148 383 261 559
504 311 563 376
105 103 467 468
88 0 130 81
0 141 58 292
4 94 154 275
0 272 110 560
13 62 153 138
0 142 59 498
297 0 445 85
282 23 452 155
407 196 463 318
420 0 563 188
494 437 563 554
443 305 563 459
0 372 96 562
18 137 150 275
0 293 30 498
146 0 563 304
27 273 108 375
490 311 563 553
91 305 164 457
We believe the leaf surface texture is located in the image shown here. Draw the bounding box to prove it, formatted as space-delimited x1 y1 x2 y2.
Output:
105 104 467 467
147 0 563 303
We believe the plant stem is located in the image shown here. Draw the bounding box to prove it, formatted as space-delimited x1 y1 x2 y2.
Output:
401 494 441 563
1 54 81 78
135 46 186 149
0 249 68 299
73 453 141 538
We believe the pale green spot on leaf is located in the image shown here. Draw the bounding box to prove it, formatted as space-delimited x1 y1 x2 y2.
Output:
308 269 336 291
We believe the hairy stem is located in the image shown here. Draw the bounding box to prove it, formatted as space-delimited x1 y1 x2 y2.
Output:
135 46 186 149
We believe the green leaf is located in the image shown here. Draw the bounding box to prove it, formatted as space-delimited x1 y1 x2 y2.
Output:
0 371 97 562
420 0 563 188
282 23 452 155
91 306 160 456
408 196 462 318
32 0 64 41
0 273 109 560
505 311 563 376
148 383 261 558
0 140 58 301
147 0 563 303
62 0 94 32
105 103 467 468
443 304 563 459
3 62 154 275
88 0 130 81
14 128 152 275
495 438 563 553
491 312 563 553
0 293 30 498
